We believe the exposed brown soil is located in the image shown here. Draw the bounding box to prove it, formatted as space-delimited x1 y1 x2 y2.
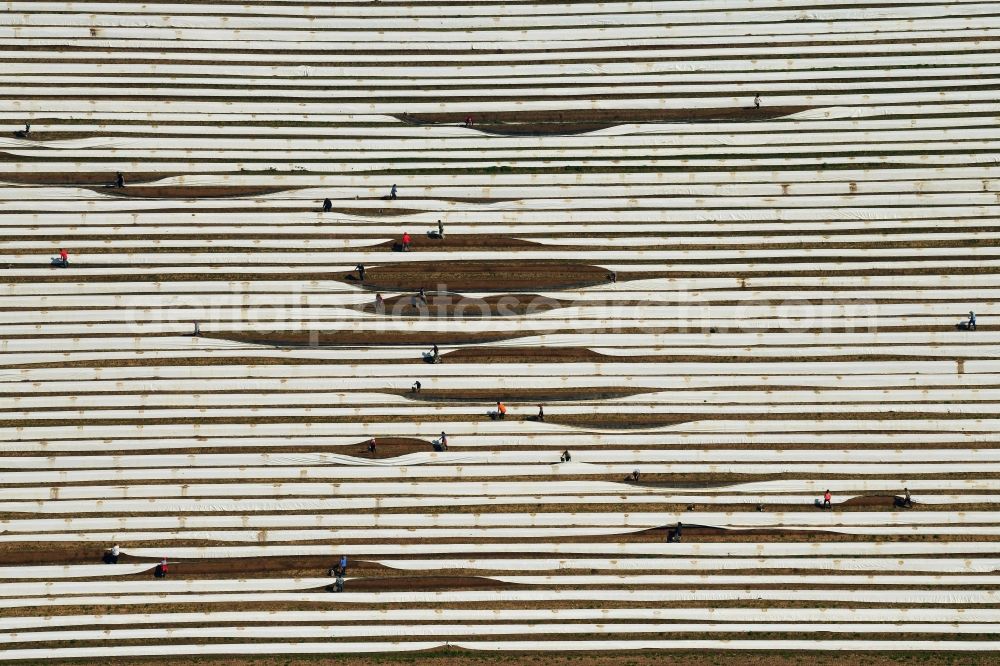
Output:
337 436 431 459
205 329 533 347
392 387 651 402
92 185 289 198
361 260 614 291
441 346 604 363
367 292 566 317
327 207 429 217
398 107 814 135
366 236 542 253
547 411 1000 431
0 171 183 186
346 576 515 592
840 495 900 507
8 266 1000 287
24 650 999 666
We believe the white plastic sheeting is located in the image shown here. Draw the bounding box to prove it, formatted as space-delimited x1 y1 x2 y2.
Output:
376 557 1000 573
0 578 333 597
0 564 153 579
0 463 991 485
3 605 999 632
0 494 985 515
4 447 999 467
4 431 988 452
3 511 995 533
3 590 999 610
0 622 997 645
0 641 992 660
5 0 1000 658
122 542 1000 558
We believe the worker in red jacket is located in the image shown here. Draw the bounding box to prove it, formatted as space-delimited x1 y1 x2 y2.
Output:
401 232 412 252
823 489 832 508
53 248 69 268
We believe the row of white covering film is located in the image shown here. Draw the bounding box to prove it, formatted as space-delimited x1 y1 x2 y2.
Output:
2 0 998 662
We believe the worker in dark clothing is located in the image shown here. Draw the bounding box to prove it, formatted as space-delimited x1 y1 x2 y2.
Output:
537 405 545 422
355 264 365 281
154 557 168 578
668 522 683 542
390 184 398 199
968 311 977 330
412 380 422 393
754 94 761 109
115 171 125 188
560 450 571 463
367 438 376 456
322 198 332 212
375 293 384 312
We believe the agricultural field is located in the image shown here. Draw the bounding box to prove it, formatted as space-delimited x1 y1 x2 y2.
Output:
1 0 999 663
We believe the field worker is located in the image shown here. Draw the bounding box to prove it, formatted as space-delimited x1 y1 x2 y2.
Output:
754 94 761 109
322 198 332 212
412 380 421 393
560 450 571 463
375 293 384 311
355 264 365 281
497 401 507 420
438 220 444 237
53 248 69 268
115 171 125 188
367 438 376 456
969 311 977 330
668 522 683 542
432 431 448 451
401 231 412 251
823 489 832 508
340 554 348 575
390 184 398 199
154 557 168 578
537 405 545 421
